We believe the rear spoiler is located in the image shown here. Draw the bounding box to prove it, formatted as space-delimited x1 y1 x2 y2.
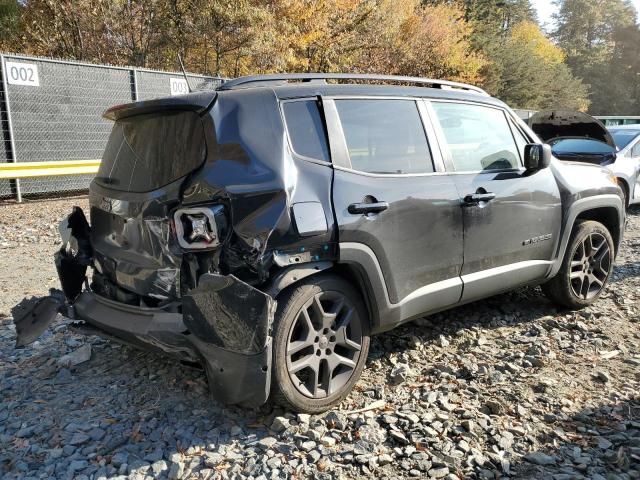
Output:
104 91 217 121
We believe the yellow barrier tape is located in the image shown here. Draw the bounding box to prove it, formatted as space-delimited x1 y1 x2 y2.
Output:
0 160 101 179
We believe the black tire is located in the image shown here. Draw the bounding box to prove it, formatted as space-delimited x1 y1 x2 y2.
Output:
270 274 370 413
542 220 614 309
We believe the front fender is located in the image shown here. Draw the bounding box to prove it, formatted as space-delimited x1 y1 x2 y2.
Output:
549 194 624 278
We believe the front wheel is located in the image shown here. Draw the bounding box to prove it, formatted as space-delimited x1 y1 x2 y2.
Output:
542 220 614 309
270 274 370 413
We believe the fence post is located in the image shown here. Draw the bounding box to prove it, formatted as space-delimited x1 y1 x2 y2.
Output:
0 54 22 202
131 68 139 101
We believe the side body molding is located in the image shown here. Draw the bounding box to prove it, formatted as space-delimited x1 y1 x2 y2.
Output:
338 242 463 333
460 260 553 303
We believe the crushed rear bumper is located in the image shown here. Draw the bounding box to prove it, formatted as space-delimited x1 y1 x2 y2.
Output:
73 290 273 407
13 208 276 408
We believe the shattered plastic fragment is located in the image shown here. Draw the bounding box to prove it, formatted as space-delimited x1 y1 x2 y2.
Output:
12 292 64 347
56 207 93 302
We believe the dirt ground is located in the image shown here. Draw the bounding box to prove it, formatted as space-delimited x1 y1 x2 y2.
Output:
0 197 639 480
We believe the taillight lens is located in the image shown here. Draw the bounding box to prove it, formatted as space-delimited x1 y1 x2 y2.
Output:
173 205 226 250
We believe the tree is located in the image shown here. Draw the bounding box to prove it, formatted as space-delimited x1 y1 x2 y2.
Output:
463 0 536 32
554 0 640 114
423 0 536 31
554 0 635 74
607 23 640 114
257 0 371 73
186 0 266 76
0 0 20 50
18 0 172 67
12 0 595 111
365 1 485 83
487 21 589 110
440 0 590 110
240 0 484 81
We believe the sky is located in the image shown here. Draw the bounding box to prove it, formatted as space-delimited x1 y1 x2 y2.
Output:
535 0 640 31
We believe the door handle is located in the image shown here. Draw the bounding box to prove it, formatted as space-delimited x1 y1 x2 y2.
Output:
348 201 389 215
463 192 496 205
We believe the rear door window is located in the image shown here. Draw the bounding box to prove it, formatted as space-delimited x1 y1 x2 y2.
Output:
282 100 330 162
335 99 434 174
432 102 521 172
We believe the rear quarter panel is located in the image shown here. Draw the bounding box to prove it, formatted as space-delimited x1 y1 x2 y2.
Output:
181 88 337 281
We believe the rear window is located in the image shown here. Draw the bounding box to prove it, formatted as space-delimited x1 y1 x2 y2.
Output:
282 100 330 162
96 111 207 192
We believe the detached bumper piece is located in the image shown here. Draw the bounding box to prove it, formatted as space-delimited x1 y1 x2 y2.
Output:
12 292 64 347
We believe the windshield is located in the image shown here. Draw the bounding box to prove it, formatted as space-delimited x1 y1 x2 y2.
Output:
550 138 615 154
609 129 640 149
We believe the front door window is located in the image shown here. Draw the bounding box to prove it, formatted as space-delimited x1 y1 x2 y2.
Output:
432 102 521 172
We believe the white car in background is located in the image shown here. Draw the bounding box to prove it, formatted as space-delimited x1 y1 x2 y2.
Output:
530 111 640 209
607 124 640 207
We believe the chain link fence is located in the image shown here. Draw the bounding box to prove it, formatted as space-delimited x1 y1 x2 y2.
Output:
0 54 223 201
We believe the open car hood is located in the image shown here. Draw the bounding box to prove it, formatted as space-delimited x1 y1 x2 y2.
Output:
529 110 616 149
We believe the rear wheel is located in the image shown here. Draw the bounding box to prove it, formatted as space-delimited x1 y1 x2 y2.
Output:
271 274 370 413
542 220 614 309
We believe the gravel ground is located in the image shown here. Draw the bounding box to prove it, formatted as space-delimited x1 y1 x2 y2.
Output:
1 197 639 480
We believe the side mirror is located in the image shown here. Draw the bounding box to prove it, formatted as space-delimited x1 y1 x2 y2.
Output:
524 144 552 171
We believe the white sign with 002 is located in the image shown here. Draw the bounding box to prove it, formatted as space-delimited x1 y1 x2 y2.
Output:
5 61 40 87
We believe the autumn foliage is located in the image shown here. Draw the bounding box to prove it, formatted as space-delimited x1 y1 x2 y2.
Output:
8 0 484 85
1 0 638 113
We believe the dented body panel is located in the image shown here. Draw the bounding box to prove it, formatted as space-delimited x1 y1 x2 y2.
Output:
90 180 185 302
181 88 338 282
183 274 275 354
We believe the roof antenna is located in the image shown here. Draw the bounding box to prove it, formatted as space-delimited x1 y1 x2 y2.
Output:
177 54 192 93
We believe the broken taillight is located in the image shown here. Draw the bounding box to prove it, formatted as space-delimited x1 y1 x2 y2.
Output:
173 205 227 250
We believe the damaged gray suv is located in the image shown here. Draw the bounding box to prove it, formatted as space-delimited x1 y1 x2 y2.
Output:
14 74 625 413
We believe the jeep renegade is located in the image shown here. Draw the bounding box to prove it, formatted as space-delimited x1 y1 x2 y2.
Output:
14 73 625 413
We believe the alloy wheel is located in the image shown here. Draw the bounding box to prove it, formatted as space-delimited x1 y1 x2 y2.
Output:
569 232 611 300
285 291 363 398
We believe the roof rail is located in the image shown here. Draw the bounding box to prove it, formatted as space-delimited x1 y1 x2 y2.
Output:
217 73 489 95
